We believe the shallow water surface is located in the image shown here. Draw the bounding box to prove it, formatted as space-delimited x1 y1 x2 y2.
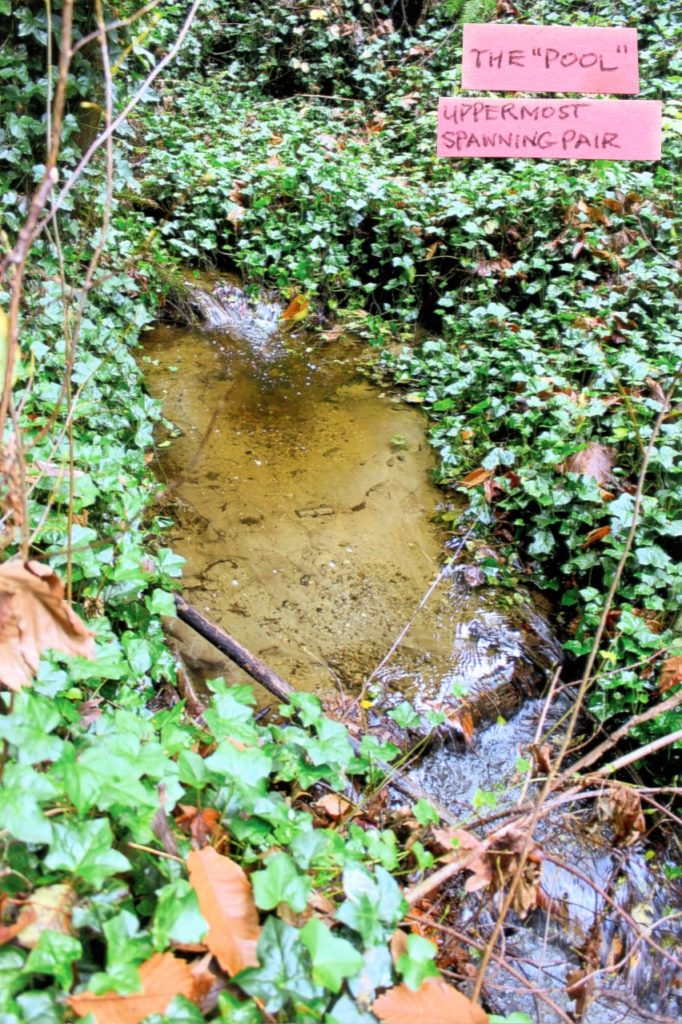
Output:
142 317 448 690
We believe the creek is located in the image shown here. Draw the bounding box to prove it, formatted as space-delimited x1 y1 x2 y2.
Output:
141 276 680 1024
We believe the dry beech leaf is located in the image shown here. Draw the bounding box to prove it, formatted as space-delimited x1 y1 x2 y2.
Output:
16 883 77 949
559 443 616 486
186 846 260 975
68 952 196 1023
189 952 222 1013
313 793 352 819
658 654 682 694
372 977 488 1024
175 804 222 848
583 525 611 549
458 467 492 489
0 559 95 692
597 785 646 846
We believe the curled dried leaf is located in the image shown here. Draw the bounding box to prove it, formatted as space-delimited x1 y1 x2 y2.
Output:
0 559 95 692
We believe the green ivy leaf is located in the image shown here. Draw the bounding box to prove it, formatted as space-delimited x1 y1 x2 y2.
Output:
237 917 321 1013
397 934 439 991
44 818 130 887
252 852 311 913
24 931 82 990
387 701 420 730
300 918 363 993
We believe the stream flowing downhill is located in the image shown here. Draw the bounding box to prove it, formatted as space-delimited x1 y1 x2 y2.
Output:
143 278 681 1024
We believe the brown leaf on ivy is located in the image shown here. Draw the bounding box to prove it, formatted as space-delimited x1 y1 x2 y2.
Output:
458 467 491 489
186 846 260 975
583 525 611 549
189 952 223 1014
176 804 222 849
312 793 353 819
0 559 95 692
645 376 667 407
226 204 245 227
372 977 488 1024
559 443 616 486
68 953 196 1023
658 654 682 694
483 476 503 504
15 883 77 949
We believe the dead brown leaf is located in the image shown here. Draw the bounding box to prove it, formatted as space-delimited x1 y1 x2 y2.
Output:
462 824 543 917
457 467 492 489
68 953 196 1023
597 785 645 846
658 654 682 694
0 559 94 692
372 977 488 1024
312 793 353 819
189 952 222 1014
15 883 77 949
186 846 260 975
226 205 245 227
645 375 667 407
176 804 222 849
583 525 611 549
559 443 616 486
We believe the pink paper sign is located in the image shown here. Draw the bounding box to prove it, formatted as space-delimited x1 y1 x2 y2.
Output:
462 24 639 94
437 99 661 161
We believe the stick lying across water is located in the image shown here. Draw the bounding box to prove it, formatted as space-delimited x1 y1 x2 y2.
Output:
173 594 456 822
175 594 294 703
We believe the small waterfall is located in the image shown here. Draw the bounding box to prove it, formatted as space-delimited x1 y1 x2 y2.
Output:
183 280 283 353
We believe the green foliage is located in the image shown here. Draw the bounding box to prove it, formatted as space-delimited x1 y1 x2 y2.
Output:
137 0 681 743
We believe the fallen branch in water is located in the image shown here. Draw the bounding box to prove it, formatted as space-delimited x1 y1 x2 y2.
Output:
173 594 457 821
175 594 294 703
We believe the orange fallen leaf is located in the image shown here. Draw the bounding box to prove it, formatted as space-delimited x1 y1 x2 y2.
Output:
281 294 310 323
583 525 611 549
0 559 95 692
457 468 492 489
68 952 196 1023
186 846 260 975
372 977 488 1024
312 793 353 819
